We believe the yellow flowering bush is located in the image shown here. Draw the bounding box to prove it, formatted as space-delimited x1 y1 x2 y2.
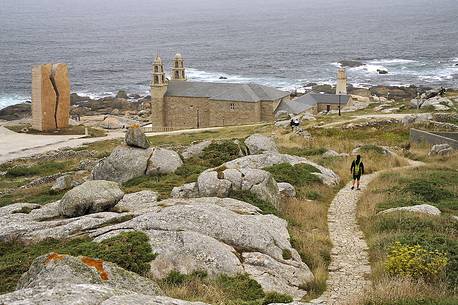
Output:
385 242 448 281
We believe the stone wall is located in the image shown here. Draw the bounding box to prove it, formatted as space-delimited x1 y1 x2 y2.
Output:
410 128 458 149
32 64 70 131
162 96 270 129
261 101 275 121
316 103 342 113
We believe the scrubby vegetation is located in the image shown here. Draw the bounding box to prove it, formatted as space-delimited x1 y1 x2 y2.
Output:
357 159 458 304
264 163 320 187
228 189 278 215
0 231 156 293
159 271 292 305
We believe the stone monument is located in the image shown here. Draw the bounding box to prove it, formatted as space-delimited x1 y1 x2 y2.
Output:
32 64 70 131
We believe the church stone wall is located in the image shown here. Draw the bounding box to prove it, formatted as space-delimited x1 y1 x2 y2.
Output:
261 101 275 122
162 96 270 129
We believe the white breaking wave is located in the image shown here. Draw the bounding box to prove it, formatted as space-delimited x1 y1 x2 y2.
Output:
0 95 29 110
367 59 417 65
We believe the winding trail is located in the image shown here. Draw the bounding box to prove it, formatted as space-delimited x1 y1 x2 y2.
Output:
309 158 424 305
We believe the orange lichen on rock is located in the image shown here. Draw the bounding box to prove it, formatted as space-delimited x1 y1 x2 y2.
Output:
45 252 65 264
81 257 109 281
130 124 140 129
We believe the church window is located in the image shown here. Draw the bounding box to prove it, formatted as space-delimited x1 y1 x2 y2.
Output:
154 75 159 84
230 103 235 110
154 66 158 73
175 71 179 78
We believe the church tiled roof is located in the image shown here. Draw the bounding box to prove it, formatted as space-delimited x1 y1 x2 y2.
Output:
165 80 289 102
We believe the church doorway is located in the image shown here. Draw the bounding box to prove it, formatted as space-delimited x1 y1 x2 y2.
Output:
326 105 331 112
196 109 200 129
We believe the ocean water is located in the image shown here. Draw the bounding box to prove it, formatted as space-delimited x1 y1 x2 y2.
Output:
0 0 457 109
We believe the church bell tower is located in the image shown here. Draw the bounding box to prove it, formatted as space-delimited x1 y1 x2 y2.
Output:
171 53 186 80
336 67 347 95
151 55 167 128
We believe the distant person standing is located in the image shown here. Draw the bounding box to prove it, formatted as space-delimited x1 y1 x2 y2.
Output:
350 154 364 190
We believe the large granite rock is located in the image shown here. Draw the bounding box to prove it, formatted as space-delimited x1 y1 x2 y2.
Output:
182 141 211 160
147 148 183 175
379 204 441 216
244 134 278 154
0 201 134 243
92 146 153 183
223 152 340 186
92 197 314 299
51 174 73 192
58 180 124 217
0 102 31 121
177 168 280 208
113 190 159 214
125 126 150 149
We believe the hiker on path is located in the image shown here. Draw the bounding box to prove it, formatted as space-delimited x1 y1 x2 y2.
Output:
350 154 364 190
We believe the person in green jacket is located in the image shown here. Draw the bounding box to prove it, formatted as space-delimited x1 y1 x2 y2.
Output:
350 154 364 190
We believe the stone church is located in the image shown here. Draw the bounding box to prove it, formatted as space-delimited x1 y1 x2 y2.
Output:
151 54 290 131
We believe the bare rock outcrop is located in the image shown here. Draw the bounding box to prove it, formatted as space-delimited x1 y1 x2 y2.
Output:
147 148 183 175
58 180 124 217
429 143 454 156
181 140 211 160
92 146 153 183
379 204 441 216
92 197 314 299
223 152 340 186
244 134 278 154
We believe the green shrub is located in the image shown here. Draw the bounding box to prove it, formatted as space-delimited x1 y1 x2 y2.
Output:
306 190 320 200
6 161 67 177
201 141 240 167
0 231 156 293
216 274 265 301
264 163 320 187
175 163 208 178
403 180 454 202
228 190 277 215
262 292 293 304
385 242 448 281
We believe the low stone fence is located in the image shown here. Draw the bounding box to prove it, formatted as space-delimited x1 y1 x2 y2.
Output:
410 128 458 149
141 126 176 133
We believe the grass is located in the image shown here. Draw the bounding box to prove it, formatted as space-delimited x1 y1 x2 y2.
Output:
5 124 107 138
0 231 156 294
159 271 293 305
5 161 69 177
356 157 458 303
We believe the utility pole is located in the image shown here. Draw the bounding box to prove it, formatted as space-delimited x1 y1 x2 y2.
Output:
338 94 341 116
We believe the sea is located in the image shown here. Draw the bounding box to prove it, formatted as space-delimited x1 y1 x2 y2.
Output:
0 0 457 109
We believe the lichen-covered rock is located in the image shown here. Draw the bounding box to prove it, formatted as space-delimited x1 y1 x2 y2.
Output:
182 141 211 160
58 180 124 217
223 152 340 186
277 182 296 197
429 143 454 156
0 253 210 305
99 115 141 129
125 126 150 149
147 148 183 175
379 204 441 216
113 190 159 214
244 134 278 154
322 150 348 158
92 146 153 183
51 174 73 191
17 253 162 296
